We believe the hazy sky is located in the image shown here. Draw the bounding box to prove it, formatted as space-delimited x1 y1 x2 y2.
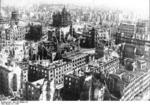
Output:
2 0 149 16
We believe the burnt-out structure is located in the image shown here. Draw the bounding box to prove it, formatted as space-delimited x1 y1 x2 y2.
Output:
52 7 72 27
28 41 57 61
29 46 51 61
28 64 48 82
28 60 73 87
42 41 57 52
95 44 105 59
62 51 89 75
115 32 146 46
105 74 124 99
120 43 145 64
118 23 136 38
25 24 42 42
91 72 124 100
63 74 85 100
80 27 96 48
22 78 45 100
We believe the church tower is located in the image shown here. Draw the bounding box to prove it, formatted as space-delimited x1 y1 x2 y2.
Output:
11 10 19 25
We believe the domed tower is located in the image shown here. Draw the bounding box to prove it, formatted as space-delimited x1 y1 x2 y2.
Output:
11 10 19 25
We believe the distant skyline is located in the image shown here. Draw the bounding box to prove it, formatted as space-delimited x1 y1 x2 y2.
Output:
2 0 149 17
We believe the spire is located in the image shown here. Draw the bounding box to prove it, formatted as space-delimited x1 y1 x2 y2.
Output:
63 5 66 11
62 5 67 14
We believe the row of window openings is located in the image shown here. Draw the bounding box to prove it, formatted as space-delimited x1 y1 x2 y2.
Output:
73 63 85 68
55 67 71 72
30 67 70 73
72 57 86 63
50 69 74 78
55 68 71 74
30 64 72 71
32 70 47 74
73 61 85 67
31 68 71 76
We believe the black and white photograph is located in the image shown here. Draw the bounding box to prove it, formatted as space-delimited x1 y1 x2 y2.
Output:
0 0 149 104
